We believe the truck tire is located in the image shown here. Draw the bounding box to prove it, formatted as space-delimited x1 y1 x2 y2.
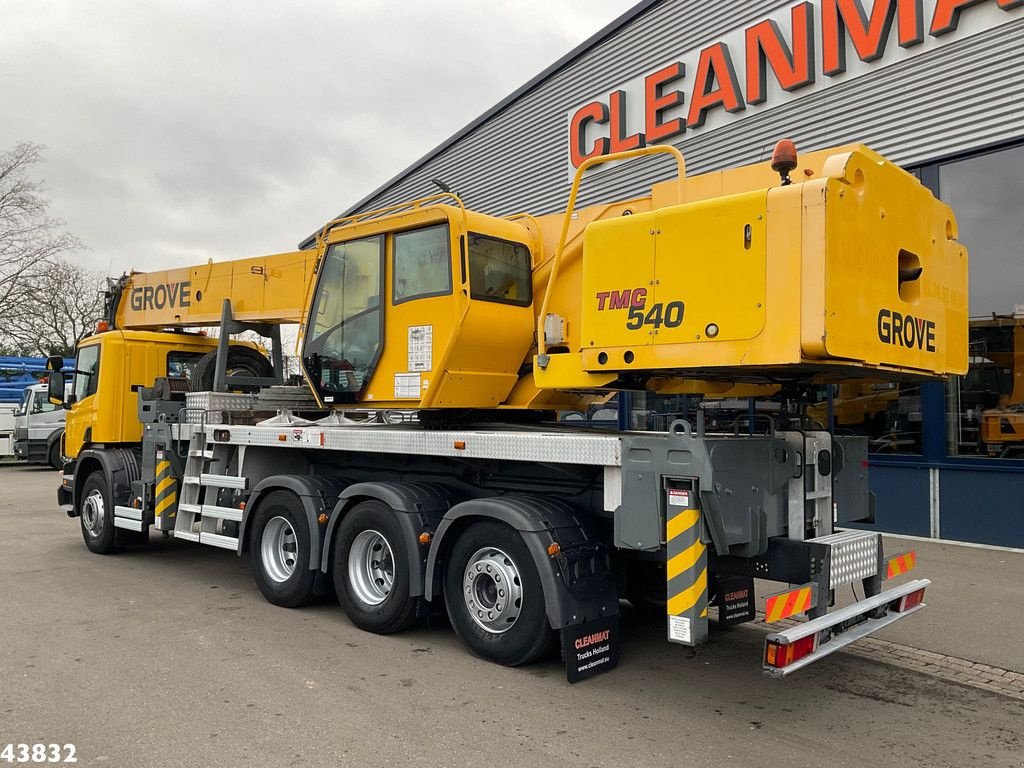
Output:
79 471 117 555
249 491 317 608
191 346 272 393
48 440 63 471
332 500 419 634
443 520 555 666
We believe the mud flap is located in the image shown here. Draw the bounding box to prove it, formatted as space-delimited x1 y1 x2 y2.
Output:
561 615 620 683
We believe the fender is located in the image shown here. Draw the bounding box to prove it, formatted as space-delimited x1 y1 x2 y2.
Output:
321 481 452 598
70 447 141 518
238 475 345 569
46 427 64 452
424 495 618 628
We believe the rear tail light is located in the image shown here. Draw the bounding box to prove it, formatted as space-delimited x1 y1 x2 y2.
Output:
894 586 926 613
764 633 818 669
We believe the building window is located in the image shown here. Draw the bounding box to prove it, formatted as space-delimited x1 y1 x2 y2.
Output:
939 143 1024 458
833 380 918 455
393 224 451 304
940 145 1024 316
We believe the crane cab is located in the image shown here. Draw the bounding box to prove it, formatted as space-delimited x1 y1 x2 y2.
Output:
300 201 536 410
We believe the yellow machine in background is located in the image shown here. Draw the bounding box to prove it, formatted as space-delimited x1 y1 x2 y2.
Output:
973 315 1024 454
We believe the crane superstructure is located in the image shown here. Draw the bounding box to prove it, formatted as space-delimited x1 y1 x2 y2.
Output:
50 143 965 679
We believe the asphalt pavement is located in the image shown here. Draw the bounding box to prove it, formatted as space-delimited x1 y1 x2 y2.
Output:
1 462 1021 767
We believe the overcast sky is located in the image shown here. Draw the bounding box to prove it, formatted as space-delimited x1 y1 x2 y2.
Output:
1 0 635 277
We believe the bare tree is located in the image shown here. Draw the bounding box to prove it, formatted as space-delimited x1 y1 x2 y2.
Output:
0 142 82 340
6 259 106 356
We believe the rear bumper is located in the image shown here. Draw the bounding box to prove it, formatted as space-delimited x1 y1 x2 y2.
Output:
763 578 930 677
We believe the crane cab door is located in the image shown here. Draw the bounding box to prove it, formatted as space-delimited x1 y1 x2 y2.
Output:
302 208 536 410
426 230 535 408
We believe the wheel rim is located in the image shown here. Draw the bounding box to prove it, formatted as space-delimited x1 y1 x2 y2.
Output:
261 516 299 583
348 529 395 606
463 546 523 634
82 489 104 537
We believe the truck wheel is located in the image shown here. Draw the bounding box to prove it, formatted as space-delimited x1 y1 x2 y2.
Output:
79 471 117 554
444 521 555 666
249 491 316 608
48 440 63 471
332 500 419 634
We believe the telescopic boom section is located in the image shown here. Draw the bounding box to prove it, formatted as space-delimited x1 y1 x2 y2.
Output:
110 250 317 330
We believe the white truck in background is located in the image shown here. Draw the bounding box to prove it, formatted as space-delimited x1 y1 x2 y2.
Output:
0 403 17 459
12 383 65 468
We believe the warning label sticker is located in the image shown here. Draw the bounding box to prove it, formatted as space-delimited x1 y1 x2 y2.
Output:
668 615 692 644
408 325 432 372
394 373 421 399
667 489 690 507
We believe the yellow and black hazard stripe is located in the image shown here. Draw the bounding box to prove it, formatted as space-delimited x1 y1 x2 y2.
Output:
153 459 178 531
665 502 708 647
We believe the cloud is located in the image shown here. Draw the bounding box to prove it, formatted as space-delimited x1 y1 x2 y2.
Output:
0 0 635 275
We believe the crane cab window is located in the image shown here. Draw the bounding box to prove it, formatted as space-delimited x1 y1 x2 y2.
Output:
467 234 532 306
74 345 100 400
393 224 451 304
303 234 385 401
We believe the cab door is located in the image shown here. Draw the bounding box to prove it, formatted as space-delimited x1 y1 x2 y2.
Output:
369 221 458 406
63 342 102 458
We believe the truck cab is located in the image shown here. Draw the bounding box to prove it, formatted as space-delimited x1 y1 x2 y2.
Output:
58 330 231 459
13 383 66 468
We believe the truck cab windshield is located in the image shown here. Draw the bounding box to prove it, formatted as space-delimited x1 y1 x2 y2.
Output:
302 235 384 403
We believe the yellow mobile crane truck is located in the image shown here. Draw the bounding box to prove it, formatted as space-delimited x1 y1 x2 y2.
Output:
49 144 967 679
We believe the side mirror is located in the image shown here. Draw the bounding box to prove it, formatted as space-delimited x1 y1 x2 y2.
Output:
48 371 66 407
46 355 64 372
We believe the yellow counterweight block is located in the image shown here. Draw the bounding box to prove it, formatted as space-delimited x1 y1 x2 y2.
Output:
665 488 708 648
153 459 178 532
540 146 967 393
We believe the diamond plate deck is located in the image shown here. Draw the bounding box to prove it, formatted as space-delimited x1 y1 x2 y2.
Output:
811 530 880 588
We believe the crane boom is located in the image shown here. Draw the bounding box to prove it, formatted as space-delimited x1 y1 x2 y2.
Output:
107 250 316 330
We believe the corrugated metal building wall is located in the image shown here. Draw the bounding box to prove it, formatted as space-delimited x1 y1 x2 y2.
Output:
317 0 1023 226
